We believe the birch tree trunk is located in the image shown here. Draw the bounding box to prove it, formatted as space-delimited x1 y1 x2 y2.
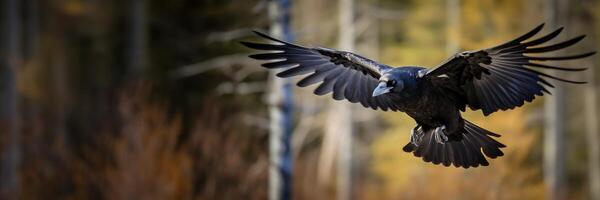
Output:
333 0 355 199
446 0 460 55
584 41 600 200
585 4 600 198
268 0 294 199
0 0 21 198
544 0 567 199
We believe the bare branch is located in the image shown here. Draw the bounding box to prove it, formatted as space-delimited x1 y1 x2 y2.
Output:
205 28 255 43
170 54 261 79
216 81 267 95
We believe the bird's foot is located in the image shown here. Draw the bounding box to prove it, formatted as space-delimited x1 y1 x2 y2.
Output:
410 126 424 145
433 125 449 144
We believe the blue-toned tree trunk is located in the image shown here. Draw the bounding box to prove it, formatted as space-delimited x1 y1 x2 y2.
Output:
0 0 21 198
268 0 294 199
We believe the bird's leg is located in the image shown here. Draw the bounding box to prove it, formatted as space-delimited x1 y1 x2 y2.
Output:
410 125 424 145
433 125 449 144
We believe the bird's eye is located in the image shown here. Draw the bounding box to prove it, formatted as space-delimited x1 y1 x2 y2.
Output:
387 80 396 87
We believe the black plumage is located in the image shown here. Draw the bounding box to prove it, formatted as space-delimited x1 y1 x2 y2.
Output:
242 24 595 168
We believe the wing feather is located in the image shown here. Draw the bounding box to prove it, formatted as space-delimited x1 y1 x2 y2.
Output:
426 24 595 115
243 31 399 110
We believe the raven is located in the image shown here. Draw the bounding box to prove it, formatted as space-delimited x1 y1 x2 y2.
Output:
242 24 595 168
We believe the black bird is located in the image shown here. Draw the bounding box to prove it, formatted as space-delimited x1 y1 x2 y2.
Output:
241 24 595 168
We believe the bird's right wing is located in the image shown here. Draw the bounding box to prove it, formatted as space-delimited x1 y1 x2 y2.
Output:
424 24 595 115
242 31 400 111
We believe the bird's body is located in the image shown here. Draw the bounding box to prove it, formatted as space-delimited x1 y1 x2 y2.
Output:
242 24 595 168
370 67 454 128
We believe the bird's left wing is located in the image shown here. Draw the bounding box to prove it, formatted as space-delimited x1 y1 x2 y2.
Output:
424 24 595 115
242 31 398 111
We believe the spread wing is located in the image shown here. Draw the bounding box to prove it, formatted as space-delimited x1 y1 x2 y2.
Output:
241 31 399 111
425 24 596 115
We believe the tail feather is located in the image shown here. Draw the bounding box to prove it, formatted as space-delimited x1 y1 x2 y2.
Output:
402 120 505 168
442 142 453 166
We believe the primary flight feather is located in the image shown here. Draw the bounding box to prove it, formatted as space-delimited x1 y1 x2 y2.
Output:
241 24 595 168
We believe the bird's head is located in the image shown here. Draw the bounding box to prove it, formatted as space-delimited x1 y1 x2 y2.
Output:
372 73 404 97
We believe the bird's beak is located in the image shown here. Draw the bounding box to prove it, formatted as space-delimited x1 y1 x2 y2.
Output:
372 82 392 97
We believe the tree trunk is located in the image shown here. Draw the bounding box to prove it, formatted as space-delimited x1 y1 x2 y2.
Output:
543 0 567 199
584 44 600 200
446 0 460 55
25 0 39 59
268 0 294 200
44 2 69 146
128 0 146 75
585 6 600 199
0 0 21 198
334 0 355 199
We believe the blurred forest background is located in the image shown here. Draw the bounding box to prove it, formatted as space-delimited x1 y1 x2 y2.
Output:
0 0 599 199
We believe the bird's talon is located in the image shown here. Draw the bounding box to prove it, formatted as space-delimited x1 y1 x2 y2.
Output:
410 126 424 145
433 126 448 144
